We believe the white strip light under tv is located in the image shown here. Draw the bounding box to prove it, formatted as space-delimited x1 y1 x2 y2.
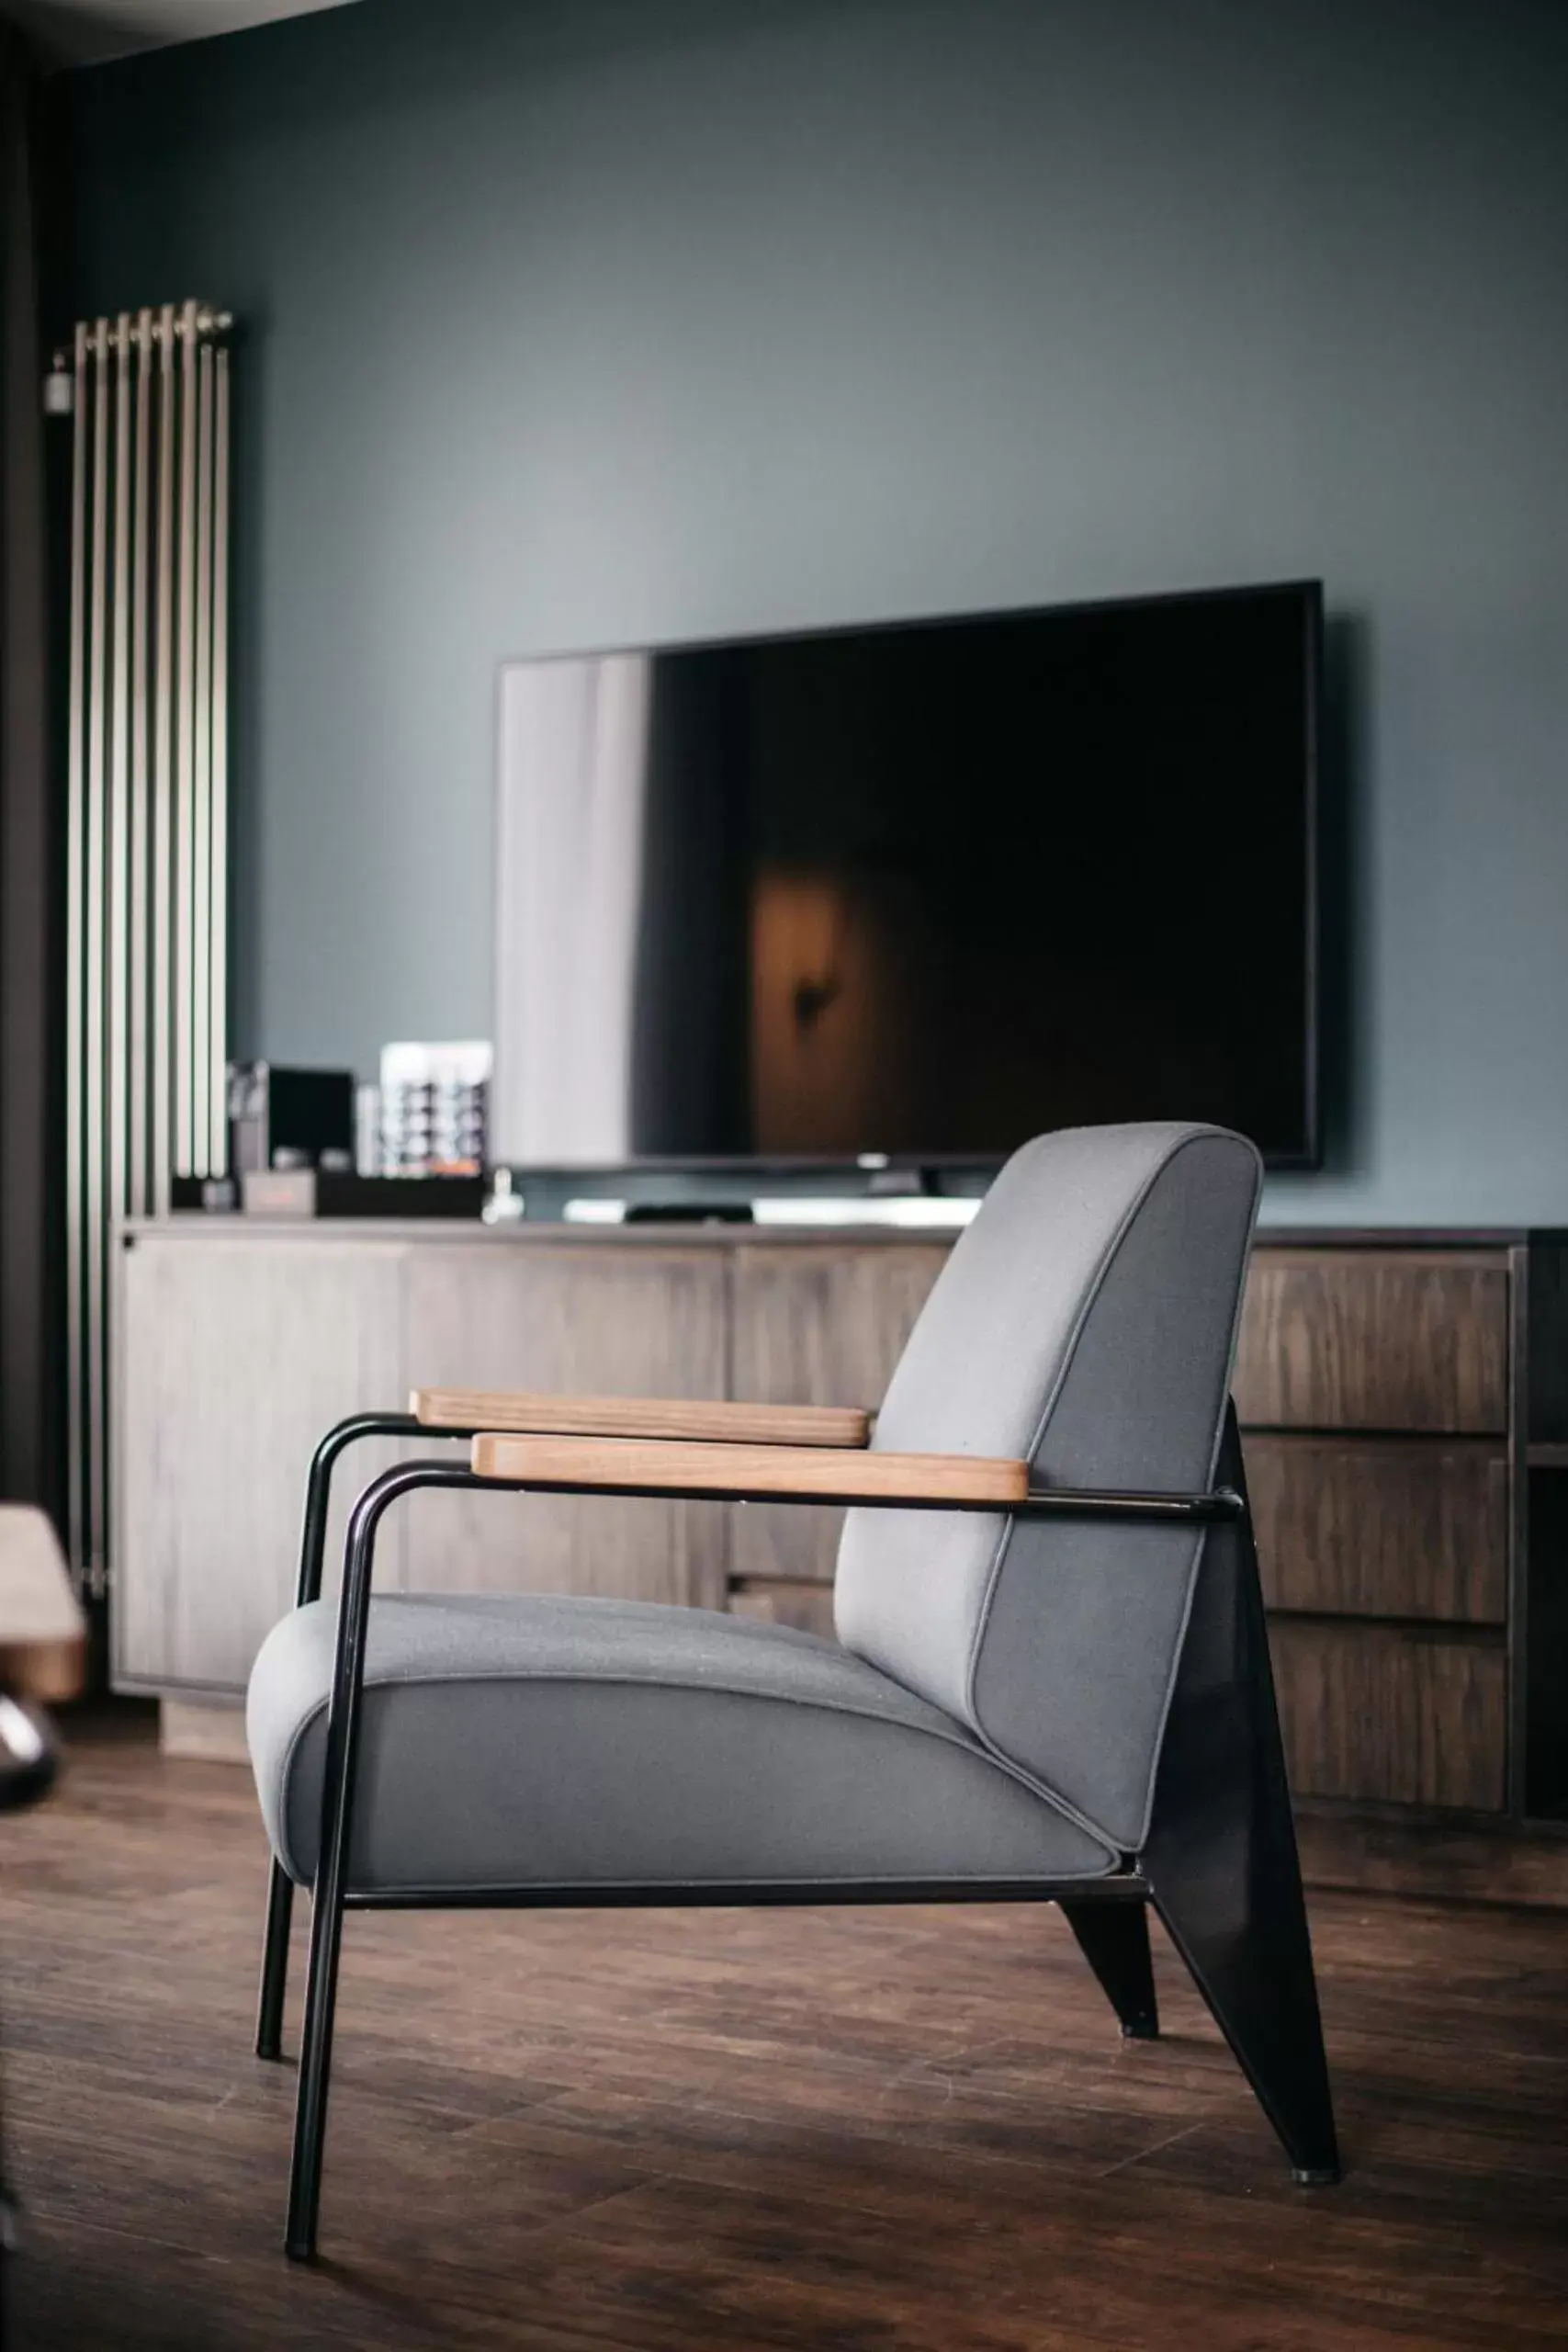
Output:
560 1196 980 1229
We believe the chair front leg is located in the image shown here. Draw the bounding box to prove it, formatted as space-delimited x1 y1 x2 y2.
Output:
254 1410 423 2063
1059 1896 1159 2040
284 1457 492 2262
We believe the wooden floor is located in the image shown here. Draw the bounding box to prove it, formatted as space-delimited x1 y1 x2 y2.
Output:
2 1724 1567 2350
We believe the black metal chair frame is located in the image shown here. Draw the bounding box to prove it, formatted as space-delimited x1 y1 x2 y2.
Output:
255 1403 1340 2261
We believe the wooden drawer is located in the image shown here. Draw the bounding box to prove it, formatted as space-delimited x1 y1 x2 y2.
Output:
1248 1436 1508 1623
1236 1250 1509 1432
1269 1619 1506 1811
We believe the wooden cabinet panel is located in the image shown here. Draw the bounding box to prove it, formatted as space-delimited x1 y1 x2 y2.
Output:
728 1243 948 1585
1235 1251 1509 1432
1248 1436 1507 1623
400 1242 728 1608
114 1235 408 1692
1269 1620 1506 1811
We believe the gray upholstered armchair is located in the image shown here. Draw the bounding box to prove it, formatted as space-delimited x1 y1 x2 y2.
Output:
246 1121 1339 2260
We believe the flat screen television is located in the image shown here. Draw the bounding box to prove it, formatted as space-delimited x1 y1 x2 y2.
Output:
493 580 1320 1174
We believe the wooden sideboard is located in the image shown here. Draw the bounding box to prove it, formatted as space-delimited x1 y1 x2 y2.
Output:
112 1216 1568 1894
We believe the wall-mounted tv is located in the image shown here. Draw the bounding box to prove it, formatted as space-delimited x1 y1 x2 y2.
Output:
494 580 1320 1172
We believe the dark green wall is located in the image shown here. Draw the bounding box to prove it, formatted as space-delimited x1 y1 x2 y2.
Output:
60 0 1568 1218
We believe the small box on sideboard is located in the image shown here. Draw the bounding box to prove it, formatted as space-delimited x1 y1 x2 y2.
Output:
170 1171 487 1218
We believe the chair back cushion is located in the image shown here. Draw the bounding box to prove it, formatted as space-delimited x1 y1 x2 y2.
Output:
833 1122 1261 1853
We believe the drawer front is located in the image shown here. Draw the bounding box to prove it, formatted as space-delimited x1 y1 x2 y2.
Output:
1269 1620 1506 1811
1236 1251 1509 1432
1248 1437 1508 1623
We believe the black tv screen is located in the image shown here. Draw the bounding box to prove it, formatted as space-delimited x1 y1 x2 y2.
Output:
494 581 1319 1170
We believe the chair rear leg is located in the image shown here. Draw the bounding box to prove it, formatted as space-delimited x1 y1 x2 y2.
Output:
1058 1898 1158 2040
1140 1408 1339 2184
255 1859 294 2061
1148 1872 1338 2183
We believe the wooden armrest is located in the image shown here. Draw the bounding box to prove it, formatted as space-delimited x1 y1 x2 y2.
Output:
468 1432 1026 1507
413 1388 870 1449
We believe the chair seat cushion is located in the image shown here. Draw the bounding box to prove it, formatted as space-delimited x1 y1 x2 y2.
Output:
247 1593 1115 1894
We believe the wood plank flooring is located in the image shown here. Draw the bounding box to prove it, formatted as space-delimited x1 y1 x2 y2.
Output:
2 1721 1566 2350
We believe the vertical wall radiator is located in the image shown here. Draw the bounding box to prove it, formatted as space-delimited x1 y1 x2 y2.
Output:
60 301 233 1599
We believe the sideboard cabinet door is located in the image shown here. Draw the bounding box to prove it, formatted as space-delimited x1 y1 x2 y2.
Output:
728 1242 950 1603
399 1241 729 1609
114 1235 408 1693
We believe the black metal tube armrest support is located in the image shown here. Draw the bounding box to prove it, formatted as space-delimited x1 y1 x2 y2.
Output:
293 1411 481 1607
257 1420 474 2065
287 1460 476 2253
1023 1484 1244 1524
464 1463 1245 1522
